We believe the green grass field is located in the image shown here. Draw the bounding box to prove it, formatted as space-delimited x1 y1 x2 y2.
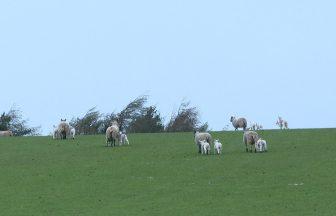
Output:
1 129 336 215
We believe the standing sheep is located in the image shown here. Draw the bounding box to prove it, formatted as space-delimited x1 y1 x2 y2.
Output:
0 130 13 137
256 138 267 152
52 125 60 139
119 132 129 145
106 121 120 147
243 131 259 153
214 139 222 155
230 116 247 131
200 140 211 155
57 119 70 140
70 127 76 139
194 131 212 154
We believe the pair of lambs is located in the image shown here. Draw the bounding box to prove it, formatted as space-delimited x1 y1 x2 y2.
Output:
194 131 222 155
243 131 267 153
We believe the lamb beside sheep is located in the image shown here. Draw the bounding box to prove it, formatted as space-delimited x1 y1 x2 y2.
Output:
214 139 222 155
194 131 212 154
256 138 267 152
200 140 211 155
52 125 60 139
119 132 129 145
230 116 247 131
70 127 76 139
243 131 259 153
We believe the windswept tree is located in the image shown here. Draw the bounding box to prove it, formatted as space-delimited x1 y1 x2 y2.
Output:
98 113 117 134
128 106 164 133
0 106 40 136
116 95 148 131
70 107 102 135
165 101 208 132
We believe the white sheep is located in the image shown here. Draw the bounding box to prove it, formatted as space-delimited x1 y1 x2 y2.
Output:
119 132 129 145
200 140 211 155
194 131 212 153
256 139 267 152
230 116 247 131
214 139 222 155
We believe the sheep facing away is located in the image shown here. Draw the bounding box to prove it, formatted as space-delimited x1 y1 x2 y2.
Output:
194 131 212 154
256 138 267 152
106 122 120 147
57 119 70 139
230 116 247 131
243 131 259 153
0 130 13 137
200 140 211 155
214 139 222 155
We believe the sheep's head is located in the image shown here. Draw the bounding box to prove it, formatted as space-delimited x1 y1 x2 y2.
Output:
230 116 234 122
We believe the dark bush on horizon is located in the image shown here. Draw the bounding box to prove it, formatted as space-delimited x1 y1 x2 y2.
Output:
128 106 164 133
0 106 40 136
165 101 208 132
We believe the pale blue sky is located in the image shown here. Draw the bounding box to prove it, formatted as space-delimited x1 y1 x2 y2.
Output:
1 0 335 134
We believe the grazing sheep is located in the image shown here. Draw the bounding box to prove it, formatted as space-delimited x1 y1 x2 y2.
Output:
194 131 212 153
106 122 120 147
0 130 13 137
70 127 76 139
243 131 259 153
256 138 267 152
200 140 211 155
119 132 129 145
57 119 70 140
214 139 222 155
230 116 247 131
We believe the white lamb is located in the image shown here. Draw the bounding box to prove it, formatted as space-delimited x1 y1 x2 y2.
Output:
52 125 60 139
70 127 76 139
200 140 211 155
214 139 222 155
119 132 129 145
256 138 267 152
